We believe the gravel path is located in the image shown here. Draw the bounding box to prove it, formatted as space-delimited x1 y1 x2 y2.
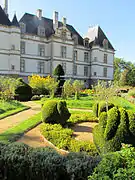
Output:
72 122 98 142
0 101 41 134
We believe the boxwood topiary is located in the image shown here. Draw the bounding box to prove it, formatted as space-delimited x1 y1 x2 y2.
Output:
93 107 135 154
14 78 32 101
93 102 99 117
42 100 71 125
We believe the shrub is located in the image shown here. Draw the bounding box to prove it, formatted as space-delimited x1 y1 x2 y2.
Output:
14 78 32 101
99 112 107 132
28 75 49 95
40 123 98 156
128 89 135 97
104 107 120 140
42 100 71 125
66 152 100 180
93 107 135 154
53 64 65 95
0 142 100 180
92 102 99 117
128 110 135 137
69 139 98 156
68 111 98 125
28 147 68 180
89 146 135 180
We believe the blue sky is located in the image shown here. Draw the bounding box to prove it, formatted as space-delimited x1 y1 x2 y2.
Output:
0 0 134 62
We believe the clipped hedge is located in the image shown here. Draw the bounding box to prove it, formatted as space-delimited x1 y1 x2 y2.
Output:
93 107 135 154
40 123 98 156
0 142 100 180
42 100 71 125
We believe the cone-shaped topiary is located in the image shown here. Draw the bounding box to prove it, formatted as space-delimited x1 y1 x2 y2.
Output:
14 78 32 101
42 100 71 126
93 107 135 154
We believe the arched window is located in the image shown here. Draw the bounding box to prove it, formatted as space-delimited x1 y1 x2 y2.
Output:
19 22 26 34
103 39 108 49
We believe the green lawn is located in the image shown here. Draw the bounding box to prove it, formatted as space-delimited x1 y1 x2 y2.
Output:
0 100 29 119
111 97 135 112
0 112 41 143
36 95 95 110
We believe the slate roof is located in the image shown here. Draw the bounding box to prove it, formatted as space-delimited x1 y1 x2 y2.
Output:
19 13 84 45
0 6 11 26
86 25 115 50
12 14 20 27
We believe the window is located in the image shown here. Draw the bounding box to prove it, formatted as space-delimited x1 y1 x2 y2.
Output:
11 45 15 50
38 61 44 74
61 30 67 40
103 67 107 77
38 26 45 36
11 65 15 70
20 22 26 34
20 59 25 72
61 46 66 58
20 41 25 54
104 54 108 64
103 39 108 49
84 66 88 76
94 57 97 62
38 44 45 57
94 72 97 76
73 64 77 75
62 62 66 73
73 35 78 45
84 39 89 48
74 50 77 61
84 52 89 62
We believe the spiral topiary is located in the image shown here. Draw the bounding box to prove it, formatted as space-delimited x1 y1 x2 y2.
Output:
93 107 135 154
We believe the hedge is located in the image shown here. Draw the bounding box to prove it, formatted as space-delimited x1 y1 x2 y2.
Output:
0 142 100 180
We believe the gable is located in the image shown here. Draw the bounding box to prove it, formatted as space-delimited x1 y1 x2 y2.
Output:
0 6 11 26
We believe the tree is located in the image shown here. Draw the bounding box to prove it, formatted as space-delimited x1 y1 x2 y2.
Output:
94 80 118 112
63 79 74 99
53 64 65 95
73 80 83 100
44 76 59 98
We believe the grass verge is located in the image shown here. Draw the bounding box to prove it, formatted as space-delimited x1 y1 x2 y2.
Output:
0 106 30 120
0 112 41 143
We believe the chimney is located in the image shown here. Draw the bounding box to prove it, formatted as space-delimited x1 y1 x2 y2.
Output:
62 17 66 26
4 0 8 15
36 9 42 20
53 11 58 30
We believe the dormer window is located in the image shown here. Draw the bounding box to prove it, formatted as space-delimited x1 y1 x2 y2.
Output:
103 39 108 49
84 38 89 48
38 26 45 37
20 22 26 34
73 35 78 45
61 30 67 41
